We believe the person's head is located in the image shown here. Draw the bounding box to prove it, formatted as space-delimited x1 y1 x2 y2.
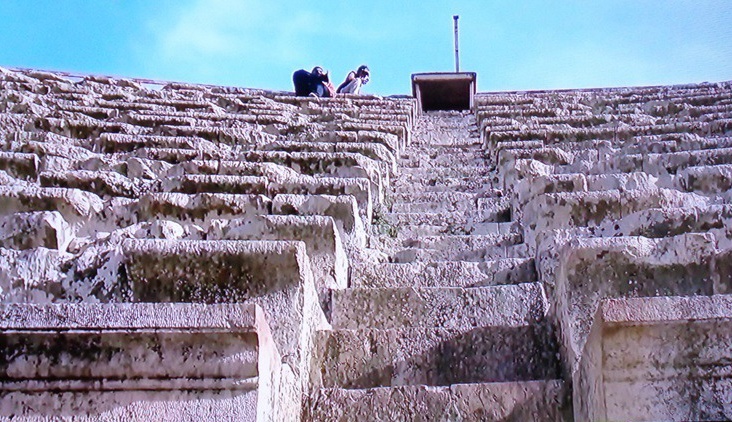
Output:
356 65 370 83
312 66 329 82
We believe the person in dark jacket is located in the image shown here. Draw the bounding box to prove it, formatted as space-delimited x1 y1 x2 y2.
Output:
293 66 335 97
337 65 370 95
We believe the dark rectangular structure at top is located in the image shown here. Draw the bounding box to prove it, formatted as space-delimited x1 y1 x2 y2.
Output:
411 72 477 112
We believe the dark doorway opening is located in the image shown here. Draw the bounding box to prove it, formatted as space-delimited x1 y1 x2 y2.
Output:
412 73 476 112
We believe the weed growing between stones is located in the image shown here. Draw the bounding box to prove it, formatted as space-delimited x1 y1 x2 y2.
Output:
371 205 398 238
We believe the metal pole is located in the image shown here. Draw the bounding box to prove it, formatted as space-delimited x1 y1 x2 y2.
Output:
453 15 460 72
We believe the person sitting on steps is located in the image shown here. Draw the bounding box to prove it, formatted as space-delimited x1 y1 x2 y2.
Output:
292 66 336 97
337 65 370 95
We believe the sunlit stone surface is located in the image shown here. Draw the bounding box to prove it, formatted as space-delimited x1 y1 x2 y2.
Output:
1 67 731 420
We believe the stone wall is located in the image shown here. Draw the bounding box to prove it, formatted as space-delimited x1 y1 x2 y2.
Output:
2 65 732 421
476 82 732 421
0 67 415 420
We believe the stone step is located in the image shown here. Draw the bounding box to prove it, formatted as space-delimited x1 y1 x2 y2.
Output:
395 221 519 238
206 214 348 291
119 239 326 363
331 283 547 330
523 188 709 250
392 176 495 193
398 151 486 168
310 324 560 389
259 141 397 175
380 210 500 230
370 232 522 255
350 259 537 288
161 174 373 220
0 185 103 223
40 170 143 198
390 192 477 213
397 166 492 179
134 193 271 223
304 381 567 421
576 295 732 422
391 188 502 203
0 151 38 180
95 133 216 153
0 302 280 421
390 243 530 262
389 222 510 238
389 195 508 218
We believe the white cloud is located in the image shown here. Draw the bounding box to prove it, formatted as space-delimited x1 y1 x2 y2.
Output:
149 0 326 72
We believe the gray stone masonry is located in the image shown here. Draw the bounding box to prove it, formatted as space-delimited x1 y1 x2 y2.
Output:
1 66 732 420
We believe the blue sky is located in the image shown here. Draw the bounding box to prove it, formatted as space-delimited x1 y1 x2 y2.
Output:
0 1 730 95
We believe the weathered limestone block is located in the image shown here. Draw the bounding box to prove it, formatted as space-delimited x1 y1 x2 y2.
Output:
0 211 71 251
594 205 732 249
610 147 732 176
244 151 385 201
0 247 71 303
0 186 103 225
497 147 574 169
34 117 142 140
388 231 520 249
0 152 38 180
269 176 373 222
577 295 732 421
132 147 220 163
381 211 512 238
0 302 282 421
356 130 402 154
17 140 97 162
40 170 142 198
120 239 326 378
166 160 291 180
514 172 660 213
332 283 547 330
350 259 537 288
163 174 269 195
390 242 530 263
259 141 397 176
207 214 348 293
305 381 567 422
491 139 545 157
271 194 365 250
552 233 724 377
123 112 199 128
310 323 559 389
678 163 732 194
95 133 221 154
133 193 271 224
125 157 173 179
499 158 554 194
523 188 709 250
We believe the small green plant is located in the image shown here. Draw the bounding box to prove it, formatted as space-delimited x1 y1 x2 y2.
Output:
371 205 398 238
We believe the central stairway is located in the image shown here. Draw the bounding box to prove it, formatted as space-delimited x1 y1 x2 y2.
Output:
305 112 568 421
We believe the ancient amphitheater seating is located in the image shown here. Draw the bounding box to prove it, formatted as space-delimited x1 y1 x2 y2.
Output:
577 295 732 421
0 302 282 420
1 65 731 420
477 83 732 420
0 67 413 420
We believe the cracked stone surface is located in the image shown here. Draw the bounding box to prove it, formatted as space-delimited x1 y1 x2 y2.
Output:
1 66 732 421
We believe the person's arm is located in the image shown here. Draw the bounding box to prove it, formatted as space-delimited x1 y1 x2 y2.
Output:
337 71 357 94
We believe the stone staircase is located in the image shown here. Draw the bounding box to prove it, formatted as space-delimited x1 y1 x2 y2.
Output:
0 67 416 420
305 112 568 421
2 66 732 420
